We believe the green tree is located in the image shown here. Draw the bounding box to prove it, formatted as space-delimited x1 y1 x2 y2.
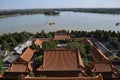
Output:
2 33 8 41
19 35 27 43
42 40 58 49
11 38 18 47
35 32 40 38
0 55 2 71
29 72 35 77
31 43 40 52
0 35 2 43
103 32 110 41
41 30 45 38
1 41 10 50
110 37 119 49
85 44 94 51
66 42 86 57
34 55 43 68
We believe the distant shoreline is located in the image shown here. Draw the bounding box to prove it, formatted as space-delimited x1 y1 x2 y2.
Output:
0 14 21 18
0 8 120 18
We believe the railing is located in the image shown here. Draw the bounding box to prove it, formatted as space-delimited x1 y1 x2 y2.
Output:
19 74 103 80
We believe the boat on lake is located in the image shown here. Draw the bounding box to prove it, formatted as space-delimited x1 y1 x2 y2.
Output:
116 22 120 26
49 22 55 25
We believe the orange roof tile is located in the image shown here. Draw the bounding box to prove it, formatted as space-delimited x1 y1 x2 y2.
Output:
0 74 3 78
7 62 29 72
34 38 42 46
94 62 113 72
89 47 109 62
37 48 85 71
20 47 35 62
54 29 70 40
54 34 70 40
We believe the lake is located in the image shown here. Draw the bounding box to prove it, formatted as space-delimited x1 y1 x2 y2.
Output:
0 11 120 33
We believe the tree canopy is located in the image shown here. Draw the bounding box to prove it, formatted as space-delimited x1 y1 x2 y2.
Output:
42 40 59 49
0 31 34 50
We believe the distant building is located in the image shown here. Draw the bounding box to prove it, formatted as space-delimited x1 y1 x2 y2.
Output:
34 38 43 46
16 47 36 62
33 38 43 48
4 62 31 80
0 50 5 57
6 54 19 64
14 40 32 54
2 51 15 63
54 30 70 40
88 62 120 80
4 47 35 79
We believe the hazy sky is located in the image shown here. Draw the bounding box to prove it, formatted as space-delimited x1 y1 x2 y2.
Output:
0 0 120 9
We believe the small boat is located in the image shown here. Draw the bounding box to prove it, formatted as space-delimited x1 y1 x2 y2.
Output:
49 22 55 25
116 22 120 26
53 11 60 14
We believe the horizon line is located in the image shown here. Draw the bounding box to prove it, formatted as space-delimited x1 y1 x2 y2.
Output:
1 7 120 10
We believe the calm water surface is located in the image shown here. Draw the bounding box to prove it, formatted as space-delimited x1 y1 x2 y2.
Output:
0 11 120 33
